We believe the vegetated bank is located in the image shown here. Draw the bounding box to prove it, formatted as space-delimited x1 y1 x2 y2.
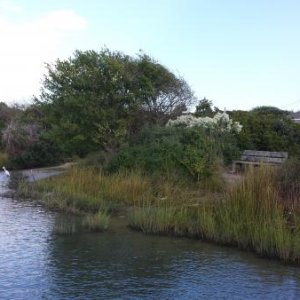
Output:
2 48 300 263
17 161 300 264
16 126 300 264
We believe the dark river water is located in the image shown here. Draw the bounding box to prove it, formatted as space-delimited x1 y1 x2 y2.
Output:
0 173 300 299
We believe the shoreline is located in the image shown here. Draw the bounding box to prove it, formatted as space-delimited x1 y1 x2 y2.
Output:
12 165 300 265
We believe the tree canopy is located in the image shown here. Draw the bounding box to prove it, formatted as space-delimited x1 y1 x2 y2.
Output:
194 98 216 117
230 107 300 155
37 49 195 156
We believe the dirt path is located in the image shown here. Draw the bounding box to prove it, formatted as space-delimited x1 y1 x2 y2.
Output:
20 162 75 182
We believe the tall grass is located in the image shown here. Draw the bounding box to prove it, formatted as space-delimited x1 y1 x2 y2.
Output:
23 167 154 214
128 166 300 263
82 211 110 232
53 220 77 235
214 167 296 260
17 164 300 263
18 166 217 213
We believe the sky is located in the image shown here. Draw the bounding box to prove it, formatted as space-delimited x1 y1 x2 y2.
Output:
0 0 300 111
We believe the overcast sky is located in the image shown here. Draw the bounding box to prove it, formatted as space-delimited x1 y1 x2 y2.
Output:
1 0 300 111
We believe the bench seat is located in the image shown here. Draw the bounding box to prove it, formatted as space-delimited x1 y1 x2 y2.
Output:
232 150 288 173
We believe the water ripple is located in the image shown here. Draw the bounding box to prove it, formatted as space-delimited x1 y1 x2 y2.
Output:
0 183 299 299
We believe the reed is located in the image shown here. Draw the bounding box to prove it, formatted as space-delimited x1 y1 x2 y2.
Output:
17 164 300 263
26 166 154 213
128 166 300 263
82 211 110 232
19 166 212 213
53 220 77 235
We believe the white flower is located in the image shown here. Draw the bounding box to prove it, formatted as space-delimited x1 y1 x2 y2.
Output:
167 112 242 134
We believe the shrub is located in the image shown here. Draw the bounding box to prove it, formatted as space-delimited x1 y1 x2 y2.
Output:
10 139 62 169
230 108 300 156
108 125 238 181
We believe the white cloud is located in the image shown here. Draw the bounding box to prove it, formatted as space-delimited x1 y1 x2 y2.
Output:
0 8 87 103
38 10 87 31
0 0 22 13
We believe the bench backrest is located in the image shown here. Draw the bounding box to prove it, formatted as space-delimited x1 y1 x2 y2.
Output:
241 150 288 164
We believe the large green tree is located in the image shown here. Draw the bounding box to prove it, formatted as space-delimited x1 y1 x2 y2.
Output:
37 49 195 157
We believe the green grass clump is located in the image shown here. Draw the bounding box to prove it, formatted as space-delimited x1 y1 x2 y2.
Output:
213 167 294 259
53 220 77 235
82 211 110 232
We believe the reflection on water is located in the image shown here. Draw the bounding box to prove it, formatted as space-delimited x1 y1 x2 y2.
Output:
0 172 299 299
47 225 300 299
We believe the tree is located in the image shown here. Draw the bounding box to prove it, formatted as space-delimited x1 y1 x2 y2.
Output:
251 106 290 117
37 48 195 157
230 107 300 155
2 119 39 156
134 54 195 125
194 98 218 117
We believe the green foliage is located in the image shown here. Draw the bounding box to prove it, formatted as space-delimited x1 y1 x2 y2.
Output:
230 108 300 155
53 220 77 235
78 151 111 170
108 126 186 176
194 98 218 117
108 125 237 181
37 48 194 157
135 54 195 125
23 166 154 214
251 106 290 117
82 211 110 232
10 139 61 169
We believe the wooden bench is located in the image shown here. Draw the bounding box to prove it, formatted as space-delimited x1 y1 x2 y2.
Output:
232 150 288 173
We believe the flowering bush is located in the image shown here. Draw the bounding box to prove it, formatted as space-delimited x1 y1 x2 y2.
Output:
167 112 242 134
165 112 242 172
108 107 242 182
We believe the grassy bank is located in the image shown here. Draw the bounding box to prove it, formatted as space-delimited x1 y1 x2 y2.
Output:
17 167 151 213
16 165 300 263
17 166 220 212
129 167 300 263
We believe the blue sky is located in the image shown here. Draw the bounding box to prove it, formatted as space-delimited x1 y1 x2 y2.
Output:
0 0 300 111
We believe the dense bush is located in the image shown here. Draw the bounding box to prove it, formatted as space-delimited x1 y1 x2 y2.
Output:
230 107 300 156
10 139 61 169
108 126 189 177
108 124 239 181
167 112 241 165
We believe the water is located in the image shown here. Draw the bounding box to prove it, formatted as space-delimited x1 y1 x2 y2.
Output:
0 173 300 299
